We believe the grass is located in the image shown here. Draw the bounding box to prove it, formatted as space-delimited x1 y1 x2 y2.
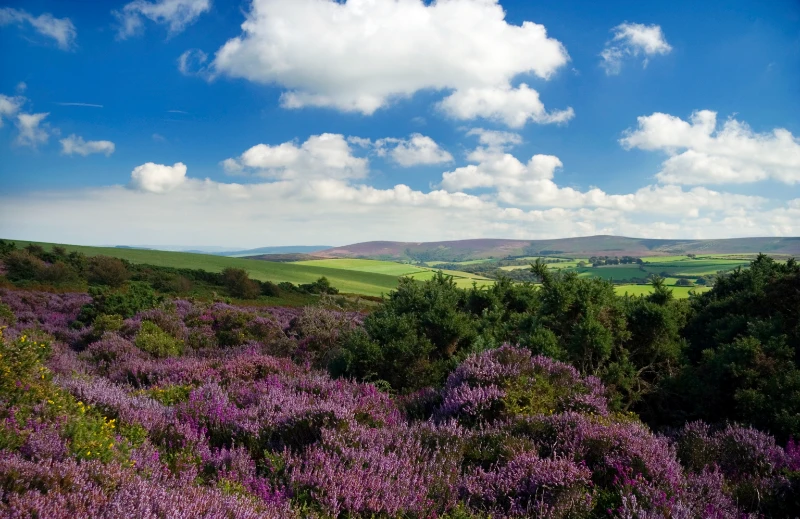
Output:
577 266 648 280
6 240 404 297
293 258 424 276
614 284 711 297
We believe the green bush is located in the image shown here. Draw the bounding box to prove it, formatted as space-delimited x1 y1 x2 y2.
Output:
221 267 261 299
78 281 161 323
134 321 183 358
87 256 130 287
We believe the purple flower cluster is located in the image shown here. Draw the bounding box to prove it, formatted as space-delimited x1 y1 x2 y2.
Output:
437 344 608 424
3 290 799 518
0 451 294 518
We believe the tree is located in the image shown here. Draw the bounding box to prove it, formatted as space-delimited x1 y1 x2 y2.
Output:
87 256 130 287
221 267 261 299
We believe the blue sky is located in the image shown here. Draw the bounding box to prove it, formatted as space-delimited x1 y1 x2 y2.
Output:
0 0 798 248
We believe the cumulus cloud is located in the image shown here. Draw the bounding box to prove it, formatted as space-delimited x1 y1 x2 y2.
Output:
466 128 523 150
621 110 800 184
601 22 671 75
129 162 188 193
370 134 454 167
223 134 368 180
15 112 50 148
440 139 765 217
114 0 211 39
439 84 574 128
1 176 794 248
0 94 25 127
209 0 569 117
0 7 77 50
60 135 116 156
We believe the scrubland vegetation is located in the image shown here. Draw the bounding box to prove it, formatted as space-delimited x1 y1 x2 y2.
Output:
1 238 799 517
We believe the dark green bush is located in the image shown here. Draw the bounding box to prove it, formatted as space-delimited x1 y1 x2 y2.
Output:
221 267 261 299
87 256 130 287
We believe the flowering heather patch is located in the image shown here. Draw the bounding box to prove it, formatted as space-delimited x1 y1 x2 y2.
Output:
437 345 608 425
2 290 800 517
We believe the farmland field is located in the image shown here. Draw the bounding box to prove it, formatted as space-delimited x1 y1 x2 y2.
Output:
295 258 494 289
6 240 403 297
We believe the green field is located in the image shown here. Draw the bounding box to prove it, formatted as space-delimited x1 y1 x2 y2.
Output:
293 258 424 276
614 284 711 297
6 240 405 297
295 258 494 289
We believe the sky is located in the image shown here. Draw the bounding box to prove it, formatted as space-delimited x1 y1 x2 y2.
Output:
0 0 798 248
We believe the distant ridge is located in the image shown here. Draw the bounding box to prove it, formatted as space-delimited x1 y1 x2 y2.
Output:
211 245 332 257
314 236 800 261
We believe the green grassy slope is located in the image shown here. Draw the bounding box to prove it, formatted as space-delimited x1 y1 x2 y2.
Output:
5 240 403 297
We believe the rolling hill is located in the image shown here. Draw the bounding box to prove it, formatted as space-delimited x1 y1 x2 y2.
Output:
314 236 800 261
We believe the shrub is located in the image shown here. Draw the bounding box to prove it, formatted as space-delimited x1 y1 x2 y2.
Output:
299 276 339 295
221 268 261 299
135 321 183 358
3 250 46 282
78 282 160 323
87 256 130 287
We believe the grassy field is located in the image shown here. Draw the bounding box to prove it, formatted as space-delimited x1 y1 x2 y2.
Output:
615 284 710 297
6 240 404 297
293 258 424 276
294 258 494 289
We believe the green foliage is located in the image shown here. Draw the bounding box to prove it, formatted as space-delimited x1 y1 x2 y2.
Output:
652 255 800 440
333 272 476 392
135 321 183 358
143 384 193 405
299 276 339 295
221 267 261 299
0 301 16 326
87 255 130 287
78 281 161 323
4 250 47 282
87 313 124 342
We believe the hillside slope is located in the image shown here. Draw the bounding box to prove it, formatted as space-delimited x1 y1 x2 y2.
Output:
315 236 800 261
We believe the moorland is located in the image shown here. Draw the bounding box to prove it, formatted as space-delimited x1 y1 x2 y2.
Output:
1 236 799 517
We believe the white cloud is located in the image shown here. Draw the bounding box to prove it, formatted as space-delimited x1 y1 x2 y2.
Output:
129 162 188 193
114 0 211 39
15 112 50 148
439 84 574 128
60 134 116 156
224 134 368 180
177 49 209 76
601 22 671 75
441 141 765 217
466 128 522 150
371 134 454 167
210 0 569 115
621 110 800 184
1 176 795 248
0 131 795 246
0 94 25 127
0 7 77 50
16 82 26 93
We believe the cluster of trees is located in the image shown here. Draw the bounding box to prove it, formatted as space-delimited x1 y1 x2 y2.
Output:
331 255 800 442
0 241 337 301
588 255 643 266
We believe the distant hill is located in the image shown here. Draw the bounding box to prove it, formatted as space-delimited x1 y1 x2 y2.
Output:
242 253 322 262
211 246 332 257
315 236 800 261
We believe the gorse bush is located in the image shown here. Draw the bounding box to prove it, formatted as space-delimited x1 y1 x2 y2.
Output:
134 320 183 358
